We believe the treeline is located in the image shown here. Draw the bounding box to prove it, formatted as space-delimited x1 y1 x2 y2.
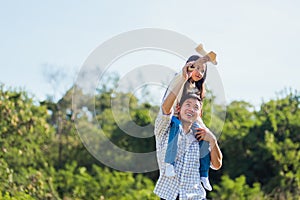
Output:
0 83 299 200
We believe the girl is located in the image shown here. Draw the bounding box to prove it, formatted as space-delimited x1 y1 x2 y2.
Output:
163 55 213 191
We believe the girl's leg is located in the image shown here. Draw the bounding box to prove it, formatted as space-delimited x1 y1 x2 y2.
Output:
199 140 210 177
164 116 181 177
164 116 181 164
192 122 212 190
199 140 212 191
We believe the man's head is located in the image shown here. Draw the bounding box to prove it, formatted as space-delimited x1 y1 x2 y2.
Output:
178 93 202 124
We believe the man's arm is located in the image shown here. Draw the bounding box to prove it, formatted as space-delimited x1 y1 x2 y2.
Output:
161 62 193 115
155 62 193 138
195 128 223 169
162 72 185 113
209 138 223 170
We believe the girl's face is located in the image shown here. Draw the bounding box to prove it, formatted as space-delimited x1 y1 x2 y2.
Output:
191 63 206 81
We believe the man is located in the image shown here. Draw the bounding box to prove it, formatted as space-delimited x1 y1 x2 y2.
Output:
154 61 223 200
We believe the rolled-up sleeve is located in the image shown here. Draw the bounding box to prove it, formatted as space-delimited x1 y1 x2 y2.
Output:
154 108 173 138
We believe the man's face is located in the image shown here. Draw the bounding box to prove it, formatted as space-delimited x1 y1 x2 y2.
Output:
179 98 201 123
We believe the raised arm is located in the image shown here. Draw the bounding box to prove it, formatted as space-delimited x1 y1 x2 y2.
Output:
162 61 194 114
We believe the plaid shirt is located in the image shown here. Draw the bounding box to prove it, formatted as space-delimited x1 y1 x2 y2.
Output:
154 109 206 200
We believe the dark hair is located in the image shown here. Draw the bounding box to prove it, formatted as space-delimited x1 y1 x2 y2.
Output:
186 55 207 99
179 93 202 107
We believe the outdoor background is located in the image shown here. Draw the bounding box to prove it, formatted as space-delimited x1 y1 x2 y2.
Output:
0 1 299 199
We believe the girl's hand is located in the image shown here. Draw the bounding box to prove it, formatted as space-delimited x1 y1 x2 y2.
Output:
194 56 209 66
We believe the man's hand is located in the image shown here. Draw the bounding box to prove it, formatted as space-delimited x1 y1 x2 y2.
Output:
195 127 216 144
182 61 195 80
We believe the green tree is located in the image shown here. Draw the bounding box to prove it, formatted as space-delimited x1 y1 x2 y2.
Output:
211 175 264 200
217 90 300 199
2 79 300 199
255 91 300 198
54 161 158 200
0 85 58 199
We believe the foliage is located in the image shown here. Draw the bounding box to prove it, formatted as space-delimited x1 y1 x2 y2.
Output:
213 90 300 199
210 175 264 200
1 83 300 199
54 161 157 200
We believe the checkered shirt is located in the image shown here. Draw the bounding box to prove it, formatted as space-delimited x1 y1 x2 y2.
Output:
154 109 206 200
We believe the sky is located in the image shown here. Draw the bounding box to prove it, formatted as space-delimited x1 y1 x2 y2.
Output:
1 0 299 108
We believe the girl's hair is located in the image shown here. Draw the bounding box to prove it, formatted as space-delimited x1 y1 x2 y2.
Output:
186 55 207 99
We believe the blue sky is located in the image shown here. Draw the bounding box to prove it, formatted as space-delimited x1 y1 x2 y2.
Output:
1 0 299 107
